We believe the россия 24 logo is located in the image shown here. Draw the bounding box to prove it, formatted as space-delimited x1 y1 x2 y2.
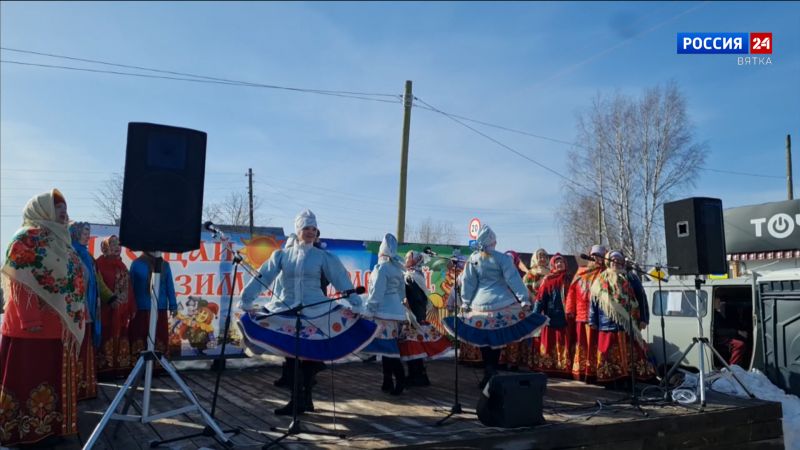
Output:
677 32 772 54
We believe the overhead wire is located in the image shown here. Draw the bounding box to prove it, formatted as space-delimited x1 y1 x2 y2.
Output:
1 48 783 179
1 48 785 247
1 47 400 99
0 60 402 105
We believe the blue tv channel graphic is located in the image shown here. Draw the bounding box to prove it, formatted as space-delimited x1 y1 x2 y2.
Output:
677 32 749 54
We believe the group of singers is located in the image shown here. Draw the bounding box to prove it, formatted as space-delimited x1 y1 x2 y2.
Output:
237 209 657 416
0 194 657 446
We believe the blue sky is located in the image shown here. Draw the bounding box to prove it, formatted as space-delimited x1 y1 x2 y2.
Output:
2 1 798 261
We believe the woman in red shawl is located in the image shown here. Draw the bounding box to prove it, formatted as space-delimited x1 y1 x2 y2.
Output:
565 245 606 381
531 254 573 376
588 251 656 383
95 235 136 380
0 189 87 446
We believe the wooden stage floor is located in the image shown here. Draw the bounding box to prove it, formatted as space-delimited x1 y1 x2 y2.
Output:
33 358 784 449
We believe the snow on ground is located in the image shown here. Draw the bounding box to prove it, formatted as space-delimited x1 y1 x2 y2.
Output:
680 366 800 450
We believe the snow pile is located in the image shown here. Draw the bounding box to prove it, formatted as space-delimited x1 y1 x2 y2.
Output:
709 366 800 450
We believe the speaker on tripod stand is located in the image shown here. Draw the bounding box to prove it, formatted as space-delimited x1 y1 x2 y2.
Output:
662 197 755 408
83 122 234 449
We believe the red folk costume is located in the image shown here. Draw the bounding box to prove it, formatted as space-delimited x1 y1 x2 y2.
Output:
0 189 87 446
565 261 604 381
531 254 573 376
588 264 656 383
499 250 548 370
95 236 136 379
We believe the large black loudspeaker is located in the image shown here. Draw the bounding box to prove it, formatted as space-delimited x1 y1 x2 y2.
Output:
476 373 546 428
119 123 207 253
663 197 727 275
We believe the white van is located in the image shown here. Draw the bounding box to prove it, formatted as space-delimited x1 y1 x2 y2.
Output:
642 268 800 395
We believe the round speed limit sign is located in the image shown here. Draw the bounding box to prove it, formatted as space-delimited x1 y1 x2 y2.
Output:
468 218 481 239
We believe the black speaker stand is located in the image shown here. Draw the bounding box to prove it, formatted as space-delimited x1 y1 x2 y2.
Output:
433 260 477 426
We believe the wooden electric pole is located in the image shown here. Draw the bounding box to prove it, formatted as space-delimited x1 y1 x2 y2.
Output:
787 134 794 200
397 80 413 243
248 168 254 237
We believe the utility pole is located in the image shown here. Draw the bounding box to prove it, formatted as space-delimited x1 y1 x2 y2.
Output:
787 134 794 200
597 199 602 244
598 171 604 245
397 80 413 243
247 168 254 237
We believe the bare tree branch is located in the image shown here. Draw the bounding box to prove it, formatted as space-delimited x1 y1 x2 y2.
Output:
92 172 124 225
407 217 458 245
558 81 707 263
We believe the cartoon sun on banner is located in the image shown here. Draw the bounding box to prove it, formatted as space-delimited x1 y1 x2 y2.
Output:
238 235 286 268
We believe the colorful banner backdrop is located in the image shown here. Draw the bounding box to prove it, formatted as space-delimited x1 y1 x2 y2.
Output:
88 225 481 359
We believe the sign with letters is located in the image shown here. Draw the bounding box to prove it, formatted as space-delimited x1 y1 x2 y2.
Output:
724 199 800 254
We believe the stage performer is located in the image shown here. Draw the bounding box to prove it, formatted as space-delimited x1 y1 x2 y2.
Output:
565 244 605 381
400 250 450 387
360 234 408 395
442 225 548 389
270 233 297 388
129 251 177 361
237 210 377 415
70 221 115 401
532 254 573 376
0 189 87 446
589 251 656 384
95 235 136 380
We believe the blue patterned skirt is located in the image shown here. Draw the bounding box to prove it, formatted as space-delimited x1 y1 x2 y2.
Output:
360 319 402 358
237 305 378 361
442 302 548 349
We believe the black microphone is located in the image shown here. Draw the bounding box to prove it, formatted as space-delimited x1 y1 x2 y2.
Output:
340 286 367 297
424 247 438 257
580 253 592 261
203 221 226 238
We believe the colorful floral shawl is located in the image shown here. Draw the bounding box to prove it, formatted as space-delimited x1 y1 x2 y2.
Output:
1 189 86 343
590 267 643 345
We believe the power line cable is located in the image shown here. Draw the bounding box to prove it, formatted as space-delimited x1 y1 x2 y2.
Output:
1 47 400 98
0 60 401 105
2 49 779 179
412 101 784 180
414 96 668 232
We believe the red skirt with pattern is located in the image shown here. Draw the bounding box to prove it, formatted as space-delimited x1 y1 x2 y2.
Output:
571 321 598 381
594 330 657 383
499 339 532 370
399 322 451 361
129 310 170 356
77 332 97 401
96 305 134 380
532 325 572 376
0 337 79 446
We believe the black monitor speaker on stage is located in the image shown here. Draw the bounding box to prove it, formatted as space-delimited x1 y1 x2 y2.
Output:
119 122 207 253
476 373 546 428
663 197 727 276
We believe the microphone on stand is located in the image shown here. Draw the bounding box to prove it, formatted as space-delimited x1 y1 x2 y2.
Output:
625 257 640 269
340 286 367 297
579 253 593 261
203 221 227 239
